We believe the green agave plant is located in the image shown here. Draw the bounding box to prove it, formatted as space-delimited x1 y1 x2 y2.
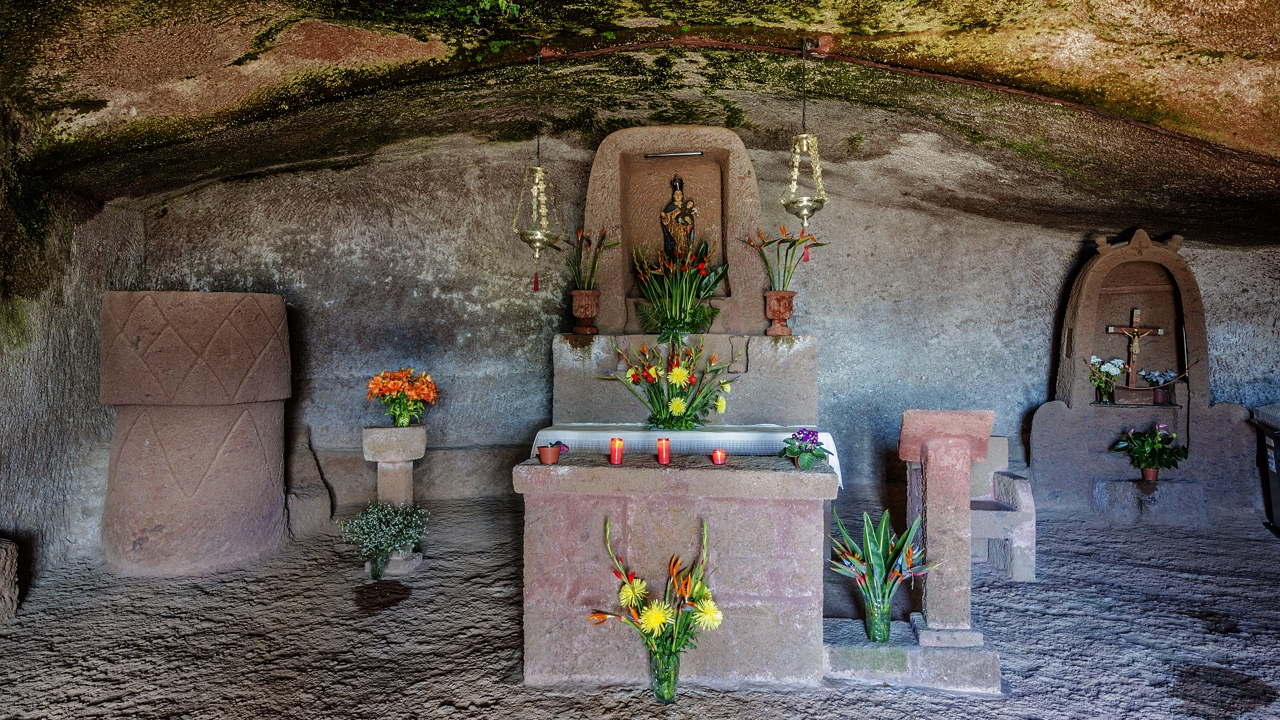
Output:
830 509 933 642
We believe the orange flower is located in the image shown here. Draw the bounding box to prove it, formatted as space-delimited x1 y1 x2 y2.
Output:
588 613 610 625
668 555 681 578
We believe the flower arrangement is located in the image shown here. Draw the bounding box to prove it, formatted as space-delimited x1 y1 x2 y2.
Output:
605 338 737 431
588 518 721 704
340 502 429 580
1088 355 1128 402
830 509 933 642
367 368 439 427
1138 369 1178 386
560 228 619 291
779 428 829 470
1112 423 1189 471
740 225 826 291
633 240 728 343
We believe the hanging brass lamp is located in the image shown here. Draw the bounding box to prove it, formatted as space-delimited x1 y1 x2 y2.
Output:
511 52 561 290
780 37 828 230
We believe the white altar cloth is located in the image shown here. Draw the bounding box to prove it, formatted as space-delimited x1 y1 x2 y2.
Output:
530 424 842 488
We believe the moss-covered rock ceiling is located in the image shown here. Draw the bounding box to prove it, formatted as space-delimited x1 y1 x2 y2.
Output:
1 0 1277 296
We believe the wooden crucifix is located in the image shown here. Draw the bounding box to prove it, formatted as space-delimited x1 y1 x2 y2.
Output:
1107 307 1166 388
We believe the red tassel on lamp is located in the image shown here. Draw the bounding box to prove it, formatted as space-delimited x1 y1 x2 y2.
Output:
802 244 810 262
533 271 539 291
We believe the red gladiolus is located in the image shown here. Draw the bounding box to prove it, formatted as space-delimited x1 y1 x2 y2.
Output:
613 569 624 580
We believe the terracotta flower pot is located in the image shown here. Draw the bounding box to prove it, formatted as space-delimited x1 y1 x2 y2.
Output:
764 290 796 337
1152 387 1168 405
571 289 601 335
538 445 562 464
1141 468 1159 482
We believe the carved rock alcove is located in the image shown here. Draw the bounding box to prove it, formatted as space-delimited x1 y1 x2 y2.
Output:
1030 230 1255 521
584 125 769 335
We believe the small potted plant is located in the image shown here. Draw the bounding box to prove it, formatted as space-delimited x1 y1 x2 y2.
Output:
779 427 829 470
340 501 429 580
538 440 569 465
560 229 619 335
588 519 721 704
741 225 826 336
1111 423 1189 482
830 510 933 642
1138 368 1178 405
1088 356 1127 404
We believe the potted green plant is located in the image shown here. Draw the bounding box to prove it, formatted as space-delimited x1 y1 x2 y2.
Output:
741 225 826 336
830 510 933 642
779 428 829 470
340 502 429 580
1088 356 1127 404
588 519 722 704
560 229 619 335
1111 423 1189 481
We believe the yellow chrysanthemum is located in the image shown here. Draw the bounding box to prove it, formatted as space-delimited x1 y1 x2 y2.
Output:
668 397 687 415
689 579 711 602
639 602 674 634
668 366 690 387
693 599 723 631
720 381 731 394
619 579 648 608
714 396 726 415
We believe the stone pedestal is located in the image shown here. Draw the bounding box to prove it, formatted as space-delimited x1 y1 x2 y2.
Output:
824 619 1002 694
1092 478 1208 526
0 538 17 622
100 291 291 575
513 453 838 686
362 426 427 505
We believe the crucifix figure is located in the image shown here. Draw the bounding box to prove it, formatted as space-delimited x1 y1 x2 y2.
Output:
1107 307 1166 388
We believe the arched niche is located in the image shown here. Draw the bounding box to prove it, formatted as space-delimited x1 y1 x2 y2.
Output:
583 126 768 335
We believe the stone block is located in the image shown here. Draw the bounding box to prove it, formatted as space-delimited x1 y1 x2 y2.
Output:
971 471 1037 582
550 334 818 427
823 619 1001 694
285 425 332 539
913 645 1003 695
921 438 975 631
517 453 834 686
969 436 1008 498
910 612 983 647
361 426 427 462
376 461 414 505
100 291 290 576
1092 478 1208 527
0 539 17 622
898 410 996 463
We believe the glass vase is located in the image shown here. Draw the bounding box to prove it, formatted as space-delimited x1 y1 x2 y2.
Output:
649 651 680 704
863 600 891 642
369 553 390 581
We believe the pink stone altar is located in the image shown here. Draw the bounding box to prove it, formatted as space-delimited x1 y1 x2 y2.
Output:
514 452 838 685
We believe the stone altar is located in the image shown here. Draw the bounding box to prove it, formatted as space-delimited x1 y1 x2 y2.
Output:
514 453 838 686
99 291 290 575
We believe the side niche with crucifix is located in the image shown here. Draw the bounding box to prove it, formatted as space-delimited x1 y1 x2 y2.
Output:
1029 229 1255 520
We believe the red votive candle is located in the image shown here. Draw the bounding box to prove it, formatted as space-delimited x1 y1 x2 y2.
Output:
710 449 726 465
609 437 624 465
656 438 671 465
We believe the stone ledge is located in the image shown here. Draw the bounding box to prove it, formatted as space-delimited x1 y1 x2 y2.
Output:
513 454 838 500
1092 478 1207 527
824 619 1003 695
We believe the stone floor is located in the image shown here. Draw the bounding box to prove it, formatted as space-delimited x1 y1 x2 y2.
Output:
1 495 1279 719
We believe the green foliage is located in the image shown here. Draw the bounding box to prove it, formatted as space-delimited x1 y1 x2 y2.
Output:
633 240 727 342
308 0 519 25
830 509 932 637
741 226 826 292
1112 424 1189 470
559 228 618 290
340 502 428 560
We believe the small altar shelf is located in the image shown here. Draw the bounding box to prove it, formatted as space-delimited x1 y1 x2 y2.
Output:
513 453 839 686
530 424 843 487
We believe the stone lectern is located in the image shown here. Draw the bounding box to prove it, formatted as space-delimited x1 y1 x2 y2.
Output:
100 291 290 575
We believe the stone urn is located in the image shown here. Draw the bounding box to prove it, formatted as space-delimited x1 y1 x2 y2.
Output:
764 290 796 336
571 289 601 335
363 426 427 505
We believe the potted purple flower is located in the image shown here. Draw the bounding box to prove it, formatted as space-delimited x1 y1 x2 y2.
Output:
779 428 830 470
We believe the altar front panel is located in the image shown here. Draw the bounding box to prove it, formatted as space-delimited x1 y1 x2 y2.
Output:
515 454 838 686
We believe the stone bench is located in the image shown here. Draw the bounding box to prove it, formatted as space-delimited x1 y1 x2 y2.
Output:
909 436 1037 582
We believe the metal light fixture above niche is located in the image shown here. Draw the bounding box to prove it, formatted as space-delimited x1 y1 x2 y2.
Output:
512 52 562 291
780 37 829 230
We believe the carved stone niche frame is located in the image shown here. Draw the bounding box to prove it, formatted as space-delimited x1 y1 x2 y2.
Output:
1030 229 1255 518
584 126 769 335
